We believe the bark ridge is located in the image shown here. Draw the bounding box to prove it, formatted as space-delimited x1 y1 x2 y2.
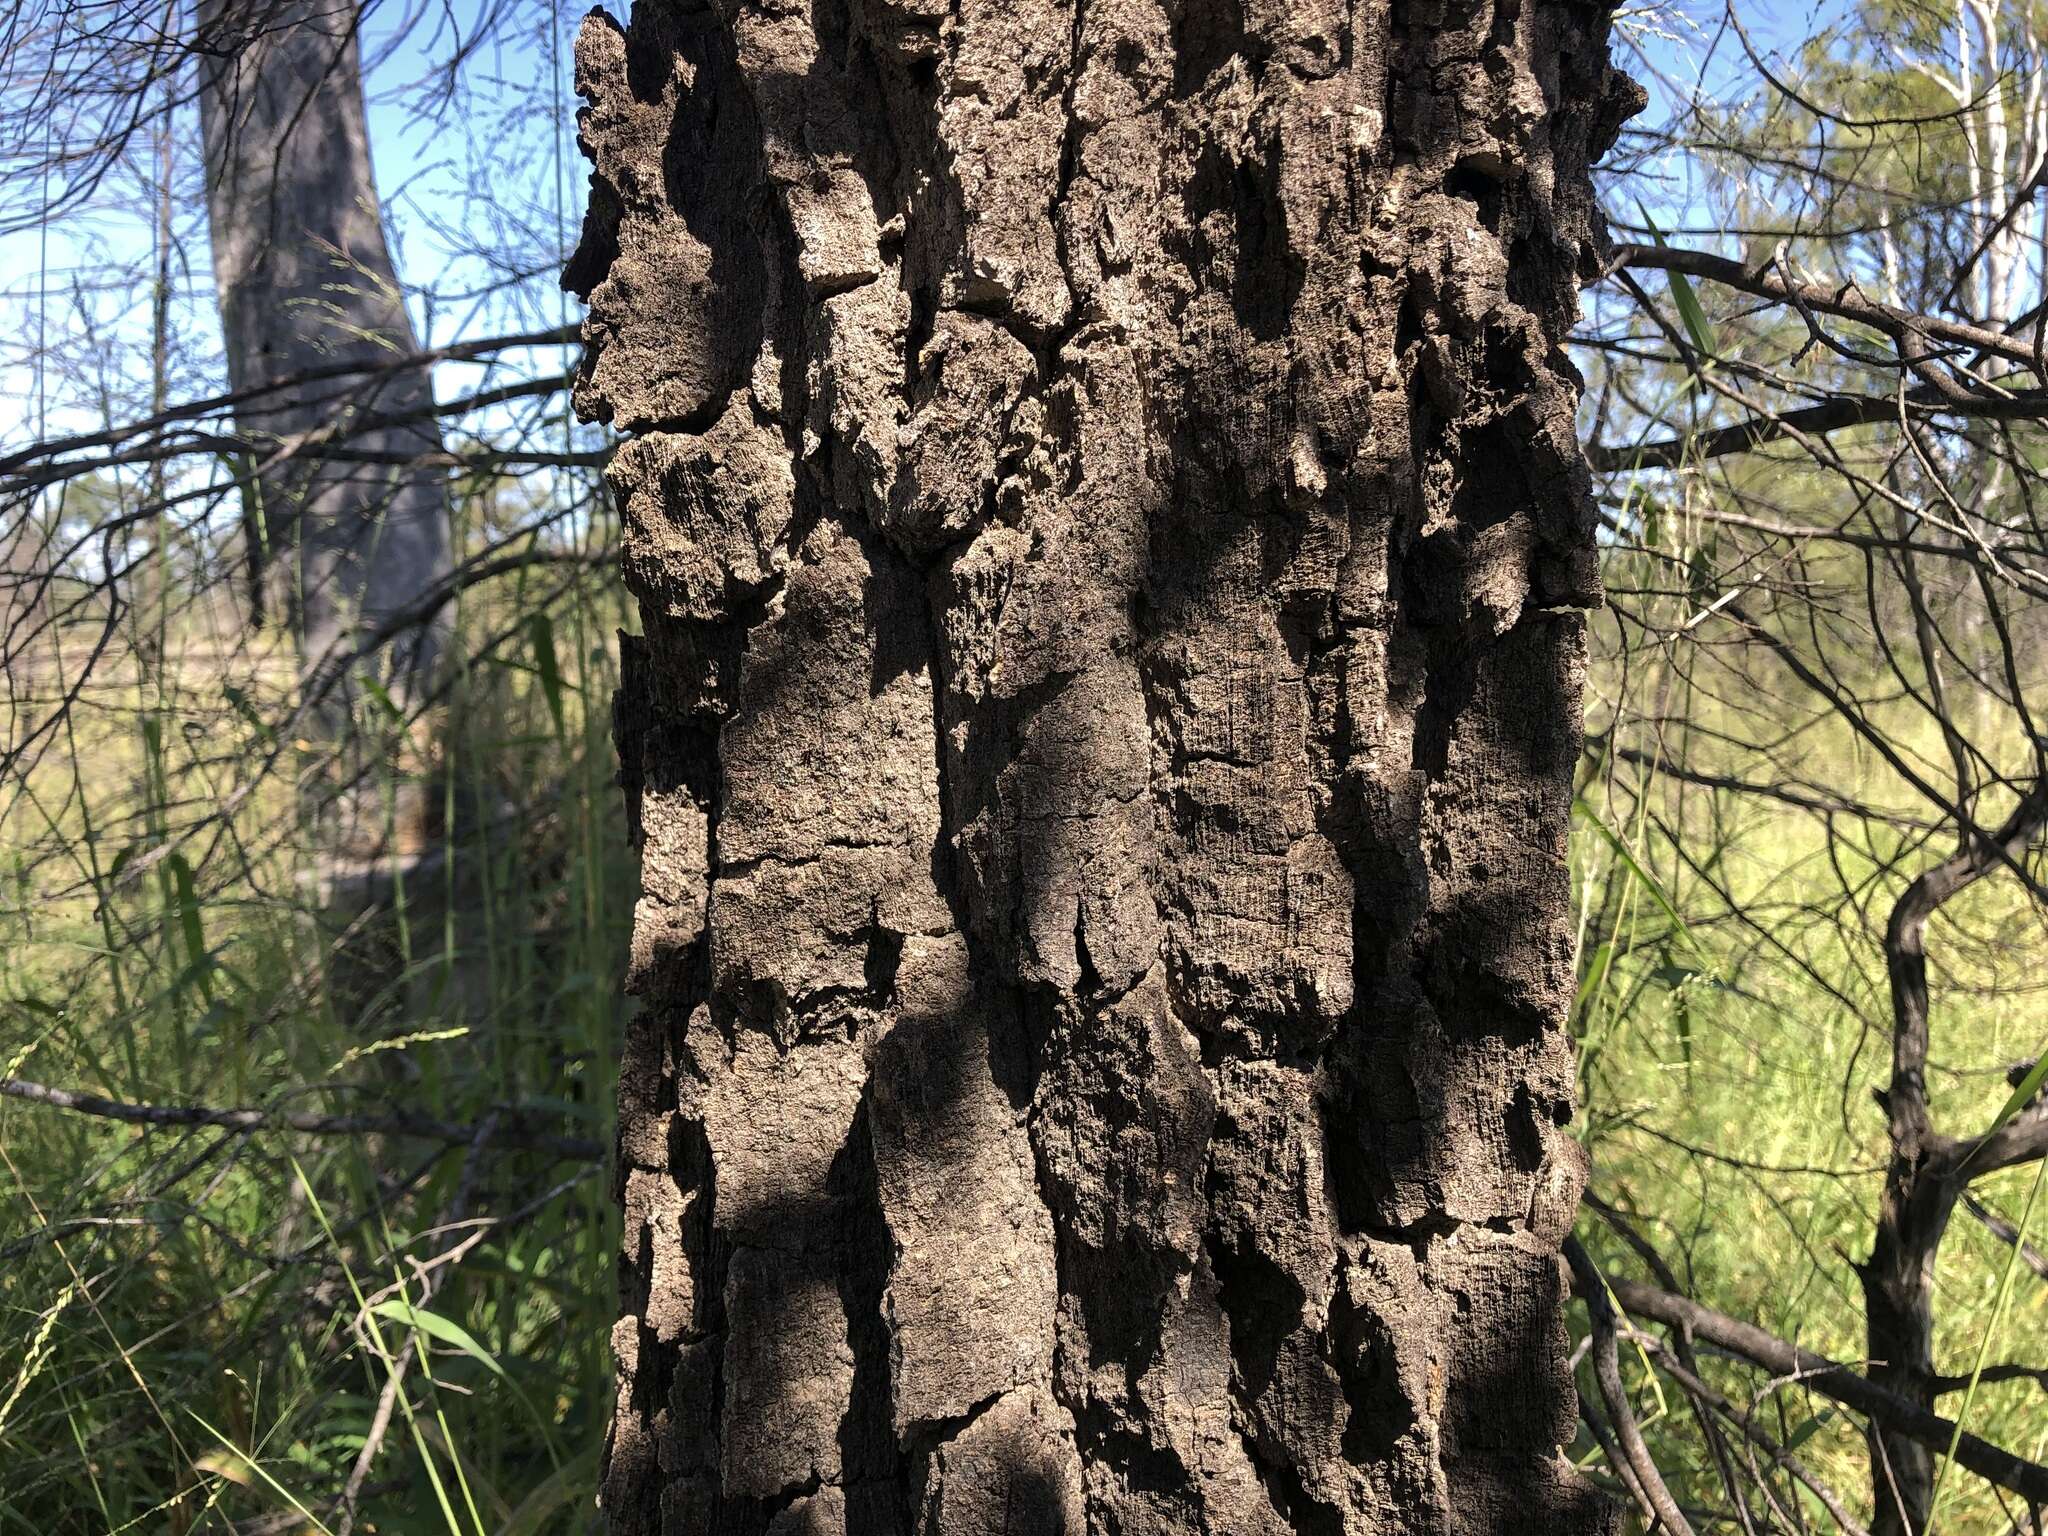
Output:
570 0 1640 1530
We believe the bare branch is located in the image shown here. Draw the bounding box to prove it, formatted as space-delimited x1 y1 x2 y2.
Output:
1604 1273 2048 1506
1565 1237 1697 1536
0 1076 605 1163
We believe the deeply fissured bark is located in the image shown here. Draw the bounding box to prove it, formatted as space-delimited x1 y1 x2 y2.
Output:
569 0 1640 1530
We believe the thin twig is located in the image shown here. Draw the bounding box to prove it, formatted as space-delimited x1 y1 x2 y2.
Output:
1566 1236 1698 1535
0 1076 605 1162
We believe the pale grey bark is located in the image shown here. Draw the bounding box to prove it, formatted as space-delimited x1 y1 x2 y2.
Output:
572 1 1641 1529
195 0 451 859
0 517 47 663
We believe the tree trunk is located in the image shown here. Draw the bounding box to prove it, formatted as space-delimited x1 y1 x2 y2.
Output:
1860 827 2030 1536
571 1 1640 1530
0 515 49 674
195 0 452 866
1863 891 1945 1536
1862 1164 1956 1536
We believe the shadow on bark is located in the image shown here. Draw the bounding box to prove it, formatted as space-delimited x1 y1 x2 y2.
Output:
579 0 1636 1528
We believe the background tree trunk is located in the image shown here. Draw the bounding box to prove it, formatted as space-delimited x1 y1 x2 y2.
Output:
571 0 1639 1529
1862 881 1954 1536
1862 1168 1955 1536
196 0 452 867
0 515 48 670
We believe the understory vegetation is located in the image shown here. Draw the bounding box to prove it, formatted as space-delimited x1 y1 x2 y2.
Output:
2 501 631 1532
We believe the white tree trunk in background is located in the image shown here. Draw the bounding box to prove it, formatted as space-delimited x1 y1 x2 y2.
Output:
196 0 452 866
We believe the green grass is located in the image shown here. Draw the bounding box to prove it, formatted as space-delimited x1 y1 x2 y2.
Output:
1569 541 2048 1532
7 489 2046 1535
0 492 633 1535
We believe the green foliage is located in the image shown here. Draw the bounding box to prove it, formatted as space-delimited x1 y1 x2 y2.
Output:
1637 203 1718 364
0 478 631 1535
1569 524 2048 1534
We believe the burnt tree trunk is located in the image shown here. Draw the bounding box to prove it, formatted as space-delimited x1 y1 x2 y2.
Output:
1861 785 2048 1536
196 0 453 866
1862 876 1956 1536
1862 1159 1957 1536
570 1 1639 1530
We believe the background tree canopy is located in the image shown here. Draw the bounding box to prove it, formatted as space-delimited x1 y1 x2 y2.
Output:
2 0 2047 1532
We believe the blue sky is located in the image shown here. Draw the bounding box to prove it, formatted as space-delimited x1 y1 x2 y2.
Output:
0 0 1856 449
355 0 584 340
0 0 585 448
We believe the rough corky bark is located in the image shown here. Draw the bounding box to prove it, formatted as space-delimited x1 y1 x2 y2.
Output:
569 1 1641 1530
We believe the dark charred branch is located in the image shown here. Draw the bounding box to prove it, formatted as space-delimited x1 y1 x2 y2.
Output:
1603 1274 2048 1508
